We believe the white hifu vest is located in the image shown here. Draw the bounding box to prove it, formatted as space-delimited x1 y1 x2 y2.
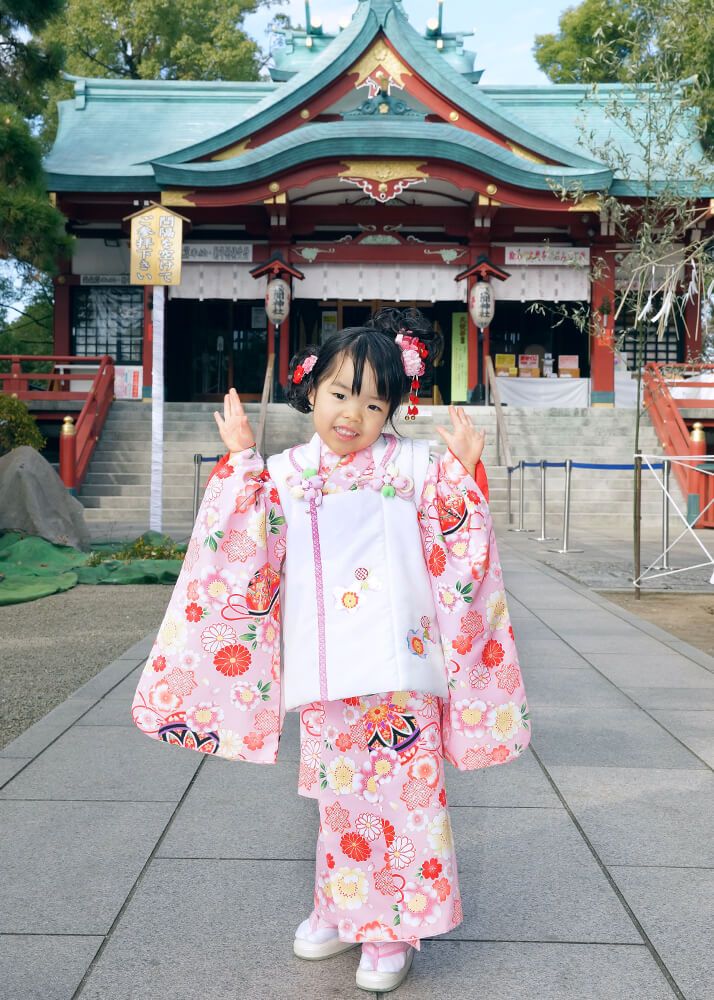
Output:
267 433 449 711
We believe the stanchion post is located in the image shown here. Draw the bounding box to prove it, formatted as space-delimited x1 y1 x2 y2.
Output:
634 454 642 599
511 459 531 532
662 458 670 570
193 453 202 522
548 458 583 554
507 466 512 525
533 459 557 542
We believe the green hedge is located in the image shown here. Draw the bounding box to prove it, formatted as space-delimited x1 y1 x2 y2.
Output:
0 394 44 456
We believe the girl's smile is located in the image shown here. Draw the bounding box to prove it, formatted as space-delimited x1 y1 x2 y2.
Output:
308 354 390 455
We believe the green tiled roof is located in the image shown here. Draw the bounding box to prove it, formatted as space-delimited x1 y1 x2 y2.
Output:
43 0 713 198
151 119 613 192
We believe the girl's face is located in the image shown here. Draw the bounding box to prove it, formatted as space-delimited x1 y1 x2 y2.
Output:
307 353 390 455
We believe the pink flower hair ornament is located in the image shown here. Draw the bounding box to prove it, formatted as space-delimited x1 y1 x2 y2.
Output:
292 353 318 385
395 329 428 420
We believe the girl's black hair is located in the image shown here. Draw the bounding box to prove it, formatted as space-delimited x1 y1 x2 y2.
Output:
286 308 440 428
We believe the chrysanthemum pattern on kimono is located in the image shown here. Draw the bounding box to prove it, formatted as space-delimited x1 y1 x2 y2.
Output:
300 691 460 951
131 441 530 771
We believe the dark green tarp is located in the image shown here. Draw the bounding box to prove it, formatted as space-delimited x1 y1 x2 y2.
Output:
0 532 183 605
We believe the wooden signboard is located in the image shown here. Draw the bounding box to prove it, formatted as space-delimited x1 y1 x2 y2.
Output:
126 204 187 286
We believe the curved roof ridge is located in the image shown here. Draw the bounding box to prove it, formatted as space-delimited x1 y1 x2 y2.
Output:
150 119 613 192
382 8 606 171
155 2 377 166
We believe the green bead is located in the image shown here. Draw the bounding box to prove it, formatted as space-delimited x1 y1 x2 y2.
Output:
303 467 318 478
382 484 396 498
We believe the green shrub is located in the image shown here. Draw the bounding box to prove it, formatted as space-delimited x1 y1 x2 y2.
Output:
0 394 45 456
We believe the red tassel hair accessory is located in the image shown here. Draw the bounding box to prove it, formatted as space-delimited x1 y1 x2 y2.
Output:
395 328 427 420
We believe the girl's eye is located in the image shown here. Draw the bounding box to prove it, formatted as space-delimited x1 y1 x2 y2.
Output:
369 404 383 412
333 392 345 400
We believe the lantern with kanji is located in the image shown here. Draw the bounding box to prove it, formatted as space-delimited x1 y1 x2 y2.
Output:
265 277 291 326
469 279 495 329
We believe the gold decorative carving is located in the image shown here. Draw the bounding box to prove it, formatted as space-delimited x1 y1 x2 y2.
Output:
568 195 601 212
506 141 547 165
299 109 310 120
211 139 251 161
339 160 429 183
161 190 196 207
486 183 498 196
478 193 502 207
268 181 281 193
348 38 412 90
449 111 459 122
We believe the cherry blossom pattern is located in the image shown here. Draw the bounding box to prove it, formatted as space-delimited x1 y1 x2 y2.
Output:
221 528 257 564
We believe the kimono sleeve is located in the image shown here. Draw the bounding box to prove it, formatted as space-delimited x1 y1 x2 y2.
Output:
130 446 287 764
418 450 532 771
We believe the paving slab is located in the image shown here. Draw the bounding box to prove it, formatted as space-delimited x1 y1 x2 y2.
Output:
0 801 176 934
584 652 714 689
525 667 633 709
648 709 714 767
75 858 366 1000
446 750 560 808
0 696 97 759
532 706 706 769
620 686 714 711
156 756 317 860
0 757 31 785
0 935 103 1000
400 940 676 1000
0 725 203 802
445 808 642 945
547 766 714 867
608 866 714 1000
516 638 590 669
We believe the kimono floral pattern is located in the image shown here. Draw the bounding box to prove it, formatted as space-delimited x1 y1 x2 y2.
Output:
130 435 531 948
131 450 287 763
131 440 530 770
299 690 461 950
418 450 531 771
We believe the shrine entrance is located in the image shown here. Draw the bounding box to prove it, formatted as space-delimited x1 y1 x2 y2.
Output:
165 298 268 402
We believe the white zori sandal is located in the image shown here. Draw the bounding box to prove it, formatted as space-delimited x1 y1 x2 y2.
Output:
293 910 360 960
355 941 414 993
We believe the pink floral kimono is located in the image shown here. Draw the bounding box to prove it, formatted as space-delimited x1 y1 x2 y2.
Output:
131 437 531 950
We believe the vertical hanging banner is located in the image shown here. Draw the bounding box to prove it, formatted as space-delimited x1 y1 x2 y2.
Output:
125 203 188 531
451 313 469 403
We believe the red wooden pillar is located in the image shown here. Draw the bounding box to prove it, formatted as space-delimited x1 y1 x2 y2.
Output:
467 276 479 390
684 292 702 361
53 277 71 354
590 252 615 406
142 285 153 398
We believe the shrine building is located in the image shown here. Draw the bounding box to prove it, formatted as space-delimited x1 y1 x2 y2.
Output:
44 0 713 408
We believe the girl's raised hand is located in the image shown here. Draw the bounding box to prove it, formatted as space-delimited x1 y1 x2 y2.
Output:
435 405 486 478
213 388 256 454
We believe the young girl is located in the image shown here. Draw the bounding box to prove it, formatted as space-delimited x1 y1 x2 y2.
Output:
131 309 531 993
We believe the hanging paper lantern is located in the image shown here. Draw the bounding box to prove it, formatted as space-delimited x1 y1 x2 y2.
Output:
265 277 291 325
469 279 495 328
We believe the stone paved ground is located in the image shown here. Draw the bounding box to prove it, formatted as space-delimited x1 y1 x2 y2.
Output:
0 538 712 999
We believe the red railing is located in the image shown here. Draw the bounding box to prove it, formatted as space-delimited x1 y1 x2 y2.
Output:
643 362 714 527
0 354 115 490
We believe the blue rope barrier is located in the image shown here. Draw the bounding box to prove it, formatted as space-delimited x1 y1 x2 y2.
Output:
506 461 664 472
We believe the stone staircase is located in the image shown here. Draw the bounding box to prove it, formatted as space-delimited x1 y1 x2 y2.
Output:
79 401 679 538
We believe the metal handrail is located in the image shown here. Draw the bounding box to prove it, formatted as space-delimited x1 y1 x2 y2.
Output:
485 355 514 470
